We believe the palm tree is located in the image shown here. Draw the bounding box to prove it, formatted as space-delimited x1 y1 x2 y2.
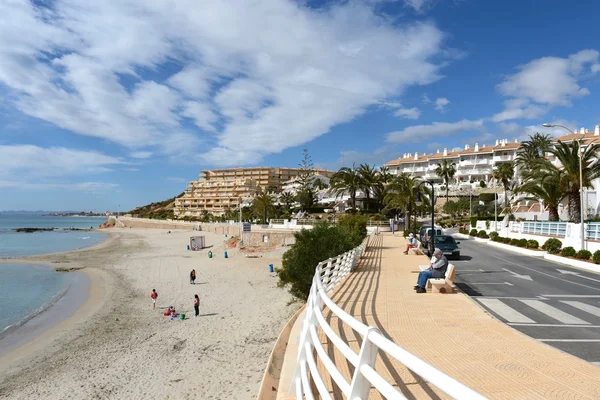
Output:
279 192 296 212
516 166 566 221
516 133 552 174
493 162 514 208
546 140 600 222
358 163 378 211
383 173 429 230
373 166 394 211
434 159 457 201
252 190 274 224
329 164 361 210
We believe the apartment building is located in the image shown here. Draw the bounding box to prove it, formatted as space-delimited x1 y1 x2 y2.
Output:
173 167 334 218
384 138 521 190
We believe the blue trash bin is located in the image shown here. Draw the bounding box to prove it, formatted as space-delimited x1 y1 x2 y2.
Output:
269 264 274 273
224 250 228 258
187 245 190 250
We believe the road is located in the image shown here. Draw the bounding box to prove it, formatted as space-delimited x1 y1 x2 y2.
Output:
451 236 600 366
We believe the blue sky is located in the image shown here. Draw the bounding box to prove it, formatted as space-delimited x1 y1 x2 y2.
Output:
1 0 599 211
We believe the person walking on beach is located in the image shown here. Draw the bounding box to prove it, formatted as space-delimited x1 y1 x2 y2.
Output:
190 269 196 285
150 289 158 309
194 294 200 317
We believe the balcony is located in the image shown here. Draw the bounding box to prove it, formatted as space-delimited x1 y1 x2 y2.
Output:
493 155 514 162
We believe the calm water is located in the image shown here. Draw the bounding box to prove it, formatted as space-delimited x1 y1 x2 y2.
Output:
0 215 106 336
0 215 107 258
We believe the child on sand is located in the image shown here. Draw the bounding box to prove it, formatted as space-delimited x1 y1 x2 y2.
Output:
194 294 200 317
190 269 196 285
150 289 158 309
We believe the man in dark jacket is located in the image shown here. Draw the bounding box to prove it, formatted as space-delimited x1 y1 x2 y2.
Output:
414 248 448 293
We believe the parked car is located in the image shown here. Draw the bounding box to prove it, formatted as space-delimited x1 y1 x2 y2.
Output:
433 235 461 260
419 225 443 245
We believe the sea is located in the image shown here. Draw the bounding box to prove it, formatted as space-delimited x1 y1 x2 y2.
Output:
0 215 107 341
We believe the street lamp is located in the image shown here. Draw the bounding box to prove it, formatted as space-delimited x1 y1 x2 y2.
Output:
542 123 585 250
415 180 435 256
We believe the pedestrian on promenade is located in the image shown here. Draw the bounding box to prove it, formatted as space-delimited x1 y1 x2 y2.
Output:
403 233 417 254
150 289 158 309
190 269 196 284
194 294 200 317
414 248 448 293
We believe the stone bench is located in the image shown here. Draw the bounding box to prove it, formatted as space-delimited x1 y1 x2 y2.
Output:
418 264 456 294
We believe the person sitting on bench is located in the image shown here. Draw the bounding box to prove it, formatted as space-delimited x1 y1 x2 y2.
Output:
414 248 448 293
404 233 417 254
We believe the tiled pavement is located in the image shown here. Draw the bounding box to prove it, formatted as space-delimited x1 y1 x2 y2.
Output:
314 233 600 399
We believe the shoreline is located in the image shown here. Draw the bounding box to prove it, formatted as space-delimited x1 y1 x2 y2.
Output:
0 227 299 399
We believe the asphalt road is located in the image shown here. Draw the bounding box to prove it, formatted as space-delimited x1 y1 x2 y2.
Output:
451 236 600 366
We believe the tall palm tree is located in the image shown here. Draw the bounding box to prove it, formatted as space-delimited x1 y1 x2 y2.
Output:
383 173 429 230
546 140 600 222
434 159 457 202
516 165 566 221
252 190 274 224
279 192 296 212
373 166 394 211
358 163 378 210
329 164 361 210
516 133 552 174
493 162 514 208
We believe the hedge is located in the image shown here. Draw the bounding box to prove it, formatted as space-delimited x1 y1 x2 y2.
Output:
576 250 592 260
542 238 562 254
560 247 576 257
594 250 600 264
526 240 539 249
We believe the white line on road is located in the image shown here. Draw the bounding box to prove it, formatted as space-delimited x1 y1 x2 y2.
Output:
491 255 600 292
592 362 600 366
478 298 535 323
561 301 600 318
509 323 600 327
541 295 600 298
519 300 590 325
538 339 600 342
471 282 514 286
477 296 548 300
557 269 600 283
502 268 533 281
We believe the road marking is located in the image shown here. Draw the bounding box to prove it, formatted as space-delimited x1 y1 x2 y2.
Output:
519 300 590 325
592 362 600 366
478 298 535 323
477 296 548 300
471 282 514 286
491 255 600 291
561 301 600 318
509 323 600 327
557 269 600 284
538 339 600 342
502 268 533 281
541 295 600 298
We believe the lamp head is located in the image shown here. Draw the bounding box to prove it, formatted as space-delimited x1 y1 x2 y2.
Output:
542 123 554 128
415 190 423 206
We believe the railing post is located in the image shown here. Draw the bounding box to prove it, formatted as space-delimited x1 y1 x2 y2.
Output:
348 327 381 400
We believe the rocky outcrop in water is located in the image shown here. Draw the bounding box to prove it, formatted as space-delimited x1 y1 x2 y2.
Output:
13 227 92 233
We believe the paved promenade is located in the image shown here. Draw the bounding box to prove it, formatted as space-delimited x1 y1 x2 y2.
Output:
312 233 600 399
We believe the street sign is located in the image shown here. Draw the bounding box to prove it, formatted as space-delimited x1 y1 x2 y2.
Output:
243 222 251 232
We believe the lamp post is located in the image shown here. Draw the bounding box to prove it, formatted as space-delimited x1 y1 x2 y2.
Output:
415 180 435 256
542 123 585 250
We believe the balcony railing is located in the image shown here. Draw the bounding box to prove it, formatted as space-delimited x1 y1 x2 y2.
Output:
522 221 567 237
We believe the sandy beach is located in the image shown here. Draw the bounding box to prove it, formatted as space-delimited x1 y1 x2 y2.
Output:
0 228 299 400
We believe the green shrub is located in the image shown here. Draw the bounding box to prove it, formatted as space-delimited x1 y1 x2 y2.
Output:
560 247 576 257
542 238 562 254
517 238 528 248
503 237 512 244
491 235 502 242
477 230 487 237
510 238 520 246
526 240 539 249
459 228 468 234
575 250 592 260
469 229 478 236
489 231 499 240
593 250 600 264
470 217 477 228
277 224 355 300
336 213 368 247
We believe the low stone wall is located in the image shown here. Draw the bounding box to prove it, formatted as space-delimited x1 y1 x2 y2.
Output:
242 231 296 247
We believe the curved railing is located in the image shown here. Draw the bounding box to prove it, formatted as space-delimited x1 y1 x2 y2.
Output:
292 235 487 400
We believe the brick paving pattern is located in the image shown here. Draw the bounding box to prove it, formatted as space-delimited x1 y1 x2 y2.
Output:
314 233 600 399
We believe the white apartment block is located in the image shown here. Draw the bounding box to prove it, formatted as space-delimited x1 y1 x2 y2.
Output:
384 139 521 190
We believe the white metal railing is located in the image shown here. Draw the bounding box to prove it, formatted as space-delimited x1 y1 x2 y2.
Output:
586 222 600 240
291 236 487 400
522 221 567 237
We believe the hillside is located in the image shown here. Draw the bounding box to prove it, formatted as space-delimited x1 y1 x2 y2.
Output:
128 192 184 219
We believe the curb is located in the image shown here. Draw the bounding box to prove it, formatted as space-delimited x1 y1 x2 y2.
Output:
487 241 547 257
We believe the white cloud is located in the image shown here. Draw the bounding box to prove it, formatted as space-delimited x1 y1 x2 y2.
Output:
393 107 421 119
130 151 153 159
0 0 451 167
330 146 400 169
434 97 450 112
0 145 124 178
0 180 118 192
167 177 189 183
404 0 434 13
386 119 485 143
495 50 600 121
497 119 580 141
422 95 432 104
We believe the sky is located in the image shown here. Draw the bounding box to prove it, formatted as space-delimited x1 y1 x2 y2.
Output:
1 0 600 211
